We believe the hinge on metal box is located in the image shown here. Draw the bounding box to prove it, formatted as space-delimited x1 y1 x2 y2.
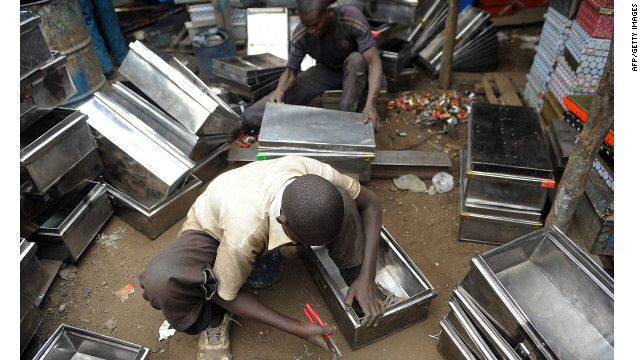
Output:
597 6 613 15
515 342 539 359
531 222 543 229
459 211 470 220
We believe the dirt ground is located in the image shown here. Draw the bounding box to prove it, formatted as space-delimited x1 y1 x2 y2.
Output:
22 24 548 360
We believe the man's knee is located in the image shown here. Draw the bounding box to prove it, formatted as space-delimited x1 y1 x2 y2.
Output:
344 52 367 73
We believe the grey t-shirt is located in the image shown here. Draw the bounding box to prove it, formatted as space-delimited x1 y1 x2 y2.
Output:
287 5 376 72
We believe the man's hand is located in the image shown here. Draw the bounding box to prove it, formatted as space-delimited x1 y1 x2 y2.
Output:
297 321 333 351
362 104 381 132
267 89 285 103
344 275 385 327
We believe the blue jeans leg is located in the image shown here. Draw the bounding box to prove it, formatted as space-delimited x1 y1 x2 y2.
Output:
80 0 114 74
92 0 129 65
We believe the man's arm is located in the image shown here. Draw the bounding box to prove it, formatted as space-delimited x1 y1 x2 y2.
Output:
214 288 332 350
267 68 298 103
344 185 384 327
361 46 383 132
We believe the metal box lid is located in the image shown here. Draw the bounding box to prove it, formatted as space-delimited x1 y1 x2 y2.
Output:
109 81 229 163
468 103 554 178
118 40 241 136
259 103 376 155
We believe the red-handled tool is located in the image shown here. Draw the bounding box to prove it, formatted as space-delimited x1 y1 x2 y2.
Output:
304 303 344 359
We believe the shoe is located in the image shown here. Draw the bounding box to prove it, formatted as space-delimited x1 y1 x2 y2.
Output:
377 283 407 307
197 312 234 360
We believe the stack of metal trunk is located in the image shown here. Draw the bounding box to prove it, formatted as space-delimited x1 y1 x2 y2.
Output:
437 226 614 360
73 40 242 239
417 6 498 77
20 10 115 355
258 102 376 181
458 103 555 245
212 53 287 104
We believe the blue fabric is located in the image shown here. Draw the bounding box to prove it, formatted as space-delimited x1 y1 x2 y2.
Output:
79 0 129 74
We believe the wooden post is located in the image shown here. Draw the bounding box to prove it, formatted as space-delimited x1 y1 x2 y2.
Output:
440 0 459 89
545 40 614 233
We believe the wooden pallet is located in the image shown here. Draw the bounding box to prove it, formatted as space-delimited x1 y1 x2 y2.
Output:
475 72 526 106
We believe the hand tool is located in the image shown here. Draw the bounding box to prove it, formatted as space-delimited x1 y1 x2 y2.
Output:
303 303 344 359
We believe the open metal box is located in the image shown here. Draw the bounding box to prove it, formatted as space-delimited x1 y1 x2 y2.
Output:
259 103 375 181
105 175 202 239
33 324 149 360
451 286 521 360
30 182 114 262
460 226 614 360
211 53 286 85
20 11 52 80
109 81 230 163
437 316 477 360
298 226 437 349
446 299 498 360
20 52 77 132
21 295 43 355
20 108 96 194
79 92 195 209
20 239 60 307
118 40 241 136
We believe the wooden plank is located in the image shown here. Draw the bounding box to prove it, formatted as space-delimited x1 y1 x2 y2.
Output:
482 75 498 104
493 73 523 106
491 7 548 27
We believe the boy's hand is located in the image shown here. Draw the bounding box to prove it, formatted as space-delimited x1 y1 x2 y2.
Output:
298 321 333 351
344 276 385 327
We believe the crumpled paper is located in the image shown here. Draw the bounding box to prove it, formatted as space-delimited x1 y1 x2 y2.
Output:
159 320 176 341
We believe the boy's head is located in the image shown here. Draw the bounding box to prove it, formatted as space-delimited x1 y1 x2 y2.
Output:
278 174 344 246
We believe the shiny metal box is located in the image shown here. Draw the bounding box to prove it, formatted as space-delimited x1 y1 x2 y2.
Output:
192 143 231 184
30 182 114 262
451 286 521 360
105 175 202 239
466 103 554 213
33 324 149 360
445 299 497 360
79 92 195 208
460 226 614 360
459 147 543 245
118 40 241 136
20 52 77 132
20 239 60 307
338 0 427 26
21 298 43 355
299 227 437 349
20 11 52 80
259 103 376 181
109 81 230 163
437 316 476 360
20 108 96 194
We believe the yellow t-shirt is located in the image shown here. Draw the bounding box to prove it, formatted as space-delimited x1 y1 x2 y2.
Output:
180 155 361 301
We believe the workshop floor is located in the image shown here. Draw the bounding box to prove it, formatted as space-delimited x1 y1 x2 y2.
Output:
22 23 606 360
